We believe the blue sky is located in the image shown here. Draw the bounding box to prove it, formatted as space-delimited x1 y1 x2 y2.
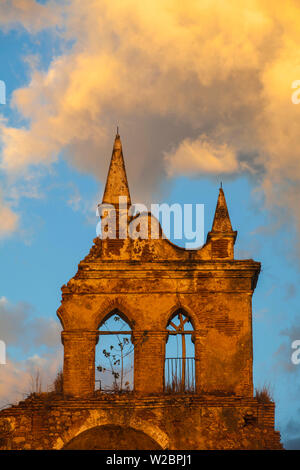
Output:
0 0 300 449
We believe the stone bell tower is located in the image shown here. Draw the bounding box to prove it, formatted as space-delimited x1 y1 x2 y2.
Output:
58 132 255 399
0 132 282 450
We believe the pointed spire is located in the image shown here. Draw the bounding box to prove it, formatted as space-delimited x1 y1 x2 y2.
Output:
206 185 237 257
102 131 131 205
211 186 233 232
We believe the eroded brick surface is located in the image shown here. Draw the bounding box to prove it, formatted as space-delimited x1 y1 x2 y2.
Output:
0 395 282 450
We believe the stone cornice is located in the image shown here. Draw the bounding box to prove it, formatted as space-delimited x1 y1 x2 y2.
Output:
78 259 260 271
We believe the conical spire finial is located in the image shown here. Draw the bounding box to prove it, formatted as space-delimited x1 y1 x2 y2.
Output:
211 186 233 232
102 132 131 205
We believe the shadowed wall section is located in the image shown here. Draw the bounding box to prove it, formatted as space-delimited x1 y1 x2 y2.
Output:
63 425 162 450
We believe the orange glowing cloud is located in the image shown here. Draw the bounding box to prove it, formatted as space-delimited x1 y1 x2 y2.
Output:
0 0 300 234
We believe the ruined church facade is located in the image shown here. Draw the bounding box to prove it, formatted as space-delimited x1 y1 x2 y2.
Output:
0 134 282 450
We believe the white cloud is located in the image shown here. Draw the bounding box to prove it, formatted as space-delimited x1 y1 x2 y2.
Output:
164 135 241 177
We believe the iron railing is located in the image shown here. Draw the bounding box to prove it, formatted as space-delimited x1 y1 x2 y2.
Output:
164 357 195 393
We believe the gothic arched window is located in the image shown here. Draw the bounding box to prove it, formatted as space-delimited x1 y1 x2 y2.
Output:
96 309 133 393
165 309 195 393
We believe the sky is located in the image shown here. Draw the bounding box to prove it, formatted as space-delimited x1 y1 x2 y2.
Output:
0 0 300 449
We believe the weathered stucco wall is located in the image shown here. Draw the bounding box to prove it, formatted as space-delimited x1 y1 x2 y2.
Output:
58 234 259 398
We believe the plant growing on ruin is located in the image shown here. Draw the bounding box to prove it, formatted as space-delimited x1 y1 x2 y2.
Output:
53 369 63 393
255 385 273 403
96 315 133 392
28 369 42 395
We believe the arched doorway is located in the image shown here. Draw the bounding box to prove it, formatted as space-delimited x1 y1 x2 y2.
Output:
63 425 163 450
165 309 195 392
96 309 134 392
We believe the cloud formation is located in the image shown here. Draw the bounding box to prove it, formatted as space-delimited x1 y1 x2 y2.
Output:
0 0 60 33
0 296 60 352
0 296 62 406
0 194 18 239
0 1 300 229
164 135 241 177
0 352 62 408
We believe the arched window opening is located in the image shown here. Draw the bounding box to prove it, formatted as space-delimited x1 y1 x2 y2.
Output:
96 309 133 393
165 310 195 393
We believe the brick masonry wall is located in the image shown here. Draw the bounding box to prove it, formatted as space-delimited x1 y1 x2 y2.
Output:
0 395 283 450
62 331 98 397
133 331 168 394
58 255 260 397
